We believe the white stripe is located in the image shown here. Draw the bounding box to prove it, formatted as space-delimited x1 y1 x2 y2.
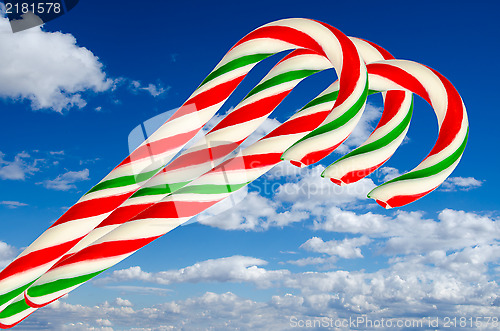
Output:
18 212 112 256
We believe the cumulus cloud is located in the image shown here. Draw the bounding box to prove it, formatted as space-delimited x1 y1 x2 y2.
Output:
97 256 289 289
38 169 90 191
0 241 17 268
440 176 483 191
102 285 171 297
378 166 402 182
0 151 39 180
313 208 500 256
0 16 113 112
285 256 335 267
114 297 133 307
198 164 376 231
129 80 169 97
26 256 500 330
274 165 376 209
198 191 308 231
300 236 371 259
334 103 383 155
0 200 28 208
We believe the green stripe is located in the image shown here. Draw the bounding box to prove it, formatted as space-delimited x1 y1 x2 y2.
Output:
244 69 320 100
85 167 163 195
301 91 339 111
373 128 469 190
131 181 190 198
27 270 105 298
198 53 273 88
0 281 34 309
326 95 414 168
178 182 249 195
286 76 369 149
0 298 30 319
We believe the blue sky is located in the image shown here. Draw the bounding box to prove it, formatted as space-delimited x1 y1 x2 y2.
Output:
0 0 499 329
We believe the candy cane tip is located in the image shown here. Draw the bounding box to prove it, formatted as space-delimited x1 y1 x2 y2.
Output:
367 192 392 209
329 178 344 186
289 160 305 168
23 292 50 309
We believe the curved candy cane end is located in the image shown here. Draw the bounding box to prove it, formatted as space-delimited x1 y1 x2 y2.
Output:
289 160 305 168
366 191 392 209
330 178 344 186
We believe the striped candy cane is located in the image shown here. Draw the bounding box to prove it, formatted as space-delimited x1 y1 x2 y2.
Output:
0 48 333 328
361 60 468 208
22 36 409 310
59 48 333 262
21 81 346 308
322 38 414 184
0 18 367 315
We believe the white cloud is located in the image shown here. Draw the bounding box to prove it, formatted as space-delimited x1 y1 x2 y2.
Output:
114 297 133 307
198 191 308 231
197 165 375 231
285 256 335 267
0 151 39 180
334 102 383 155
314 208 500 256
0 200 28 208
97 256 289 289
26 263 500 330
274 165 376 209
378 166 402 182
38 168 90 190
0 241 17 268
440 176 483 191
300 236 371 259
0 16 113 112
129 80 168 97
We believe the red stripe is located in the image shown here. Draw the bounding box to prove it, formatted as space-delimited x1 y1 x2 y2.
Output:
118 77 246 167
24 291 65 308
367 63 431 104
282 48 321 58
0 310 34 329
426 68 464 158
338 159 389 184
132 200 217 221
377 187 437 208
264 111 330 139
361 39 394 60
297 137 348 166
372 90 407 131
165 142 242 172
55 237 161 267
231 25 326 56
0 237 83 281
51 192 132 227
97 203 155 228
171 76 245 121
316 21 361 106
212 91 291 131
211 153 282 172
117 128 200 167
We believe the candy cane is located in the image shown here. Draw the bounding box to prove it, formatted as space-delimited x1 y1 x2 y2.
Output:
0 48 334 328
322 38 414 184
0 18 367 314
361 60 468 208
60 48 333 262
21 40 406 312
3 37 410 327
20 83 348 309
